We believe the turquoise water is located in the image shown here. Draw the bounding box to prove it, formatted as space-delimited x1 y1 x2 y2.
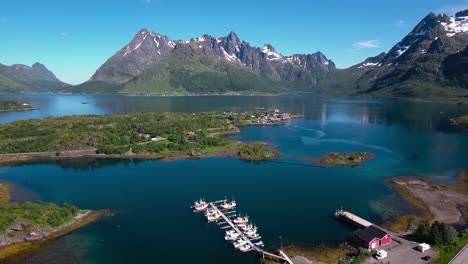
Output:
0 94 467 263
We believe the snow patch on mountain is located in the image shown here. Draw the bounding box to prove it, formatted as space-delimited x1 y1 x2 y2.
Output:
261 45 283 60
441 16 468 37
358 62 381 69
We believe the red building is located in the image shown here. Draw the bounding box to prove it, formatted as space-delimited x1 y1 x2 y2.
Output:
353 225 392 250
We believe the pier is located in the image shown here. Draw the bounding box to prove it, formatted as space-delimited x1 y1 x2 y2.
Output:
334 209 373 228
194 199 293 263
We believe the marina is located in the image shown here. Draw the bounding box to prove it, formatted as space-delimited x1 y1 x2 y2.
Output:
192 199 293 264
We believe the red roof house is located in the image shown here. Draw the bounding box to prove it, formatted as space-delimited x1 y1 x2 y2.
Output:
353 225 392 250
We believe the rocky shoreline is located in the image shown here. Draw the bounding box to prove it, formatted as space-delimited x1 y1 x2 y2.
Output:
0 184 113 261
384 170 468 232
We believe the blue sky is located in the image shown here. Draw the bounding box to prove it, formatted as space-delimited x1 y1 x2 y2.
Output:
1 0 468 84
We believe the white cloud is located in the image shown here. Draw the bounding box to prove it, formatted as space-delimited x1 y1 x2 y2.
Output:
393 19 406 27
59 32 69 37
353 40 380 49
0 18 7 23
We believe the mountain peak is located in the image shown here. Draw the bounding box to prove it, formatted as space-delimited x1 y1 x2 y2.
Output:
227 31 240 43
455 9 468 18
138 28 150 34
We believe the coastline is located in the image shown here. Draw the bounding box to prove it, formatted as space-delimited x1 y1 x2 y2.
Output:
0 209 113 262
1 92 467 104
0 141 282 165
0 183 113 261
383 170 468 232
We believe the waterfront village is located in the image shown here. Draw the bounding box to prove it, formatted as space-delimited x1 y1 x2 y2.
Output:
191 196 465 264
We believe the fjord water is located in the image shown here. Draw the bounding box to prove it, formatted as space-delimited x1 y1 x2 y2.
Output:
1 94 468 264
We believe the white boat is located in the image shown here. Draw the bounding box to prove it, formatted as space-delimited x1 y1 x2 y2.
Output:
254 241 264 247
241 224 254 231
233 216 249 225
247 233 260 239
244 228 258 236
225 230 236 236
225 232 240 241
192 198 206 207
233 239 248 248
220 200 236 210
239 244 252 252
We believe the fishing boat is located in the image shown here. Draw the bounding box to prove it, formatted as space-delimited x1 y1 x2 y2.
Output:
242 224 256 232
246 233 261 239
220 200 236 210
239 244 252 252
254 241 264 247
192 199 208 211
233 216 249 225
233 239 248 248
225 230 236 236
244 228 258 236
225 232 240 241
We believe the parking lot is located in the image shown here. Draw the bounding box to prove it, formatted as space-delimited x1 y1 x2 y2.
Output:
364 236 439 264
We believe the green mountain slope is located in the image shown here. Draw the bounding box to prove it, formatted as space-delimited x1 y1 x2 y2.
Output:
0 63 67 93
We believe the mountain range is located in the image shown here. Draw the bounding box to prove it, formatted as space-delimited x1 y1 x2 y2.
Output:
1 9 467 101
0 63 67 93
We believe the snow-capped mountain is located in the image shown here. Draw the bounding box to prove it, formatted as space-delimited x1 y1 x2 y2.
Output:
88 29 335 92
319 9 468 99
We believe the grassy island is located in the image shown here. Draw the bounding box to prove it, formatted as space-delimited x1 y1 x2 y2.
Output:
0 100 37 113
318 152 372 167
0 110 296 163
238 144 278 161
451 115 468 129
0 183 111 261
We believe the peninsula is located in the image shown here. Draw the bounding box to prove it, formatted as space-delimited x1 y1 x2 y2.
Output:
0 110 297 163
450 115 468 129
0 100 37 113
0 183 112 261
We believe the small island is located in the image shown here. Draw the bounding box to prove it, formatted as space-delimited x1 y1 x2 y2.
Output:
450 114 468 129
0 100 38 113
0 110 298 164
318 152 373 167
0 183 112 261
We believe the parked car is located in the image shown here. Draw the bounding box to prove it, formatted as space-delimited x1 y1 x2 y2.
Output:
422 255 431 261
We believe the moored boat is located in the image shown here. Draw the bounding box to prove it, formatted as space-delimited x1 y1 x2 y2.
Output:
233 239 248 248
220 200 236 210
192 198 208 211
225 232 240 241
239 244 252 252
233 216 249 225
254 241 264 247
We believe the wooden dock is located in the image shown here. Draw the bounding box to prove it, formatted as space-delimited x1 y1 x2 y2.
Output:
208 202 293 264
335 209 373 228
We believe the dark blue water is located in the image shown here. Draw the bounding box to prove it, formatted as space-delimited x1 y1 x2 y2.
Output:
0 94 467 264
